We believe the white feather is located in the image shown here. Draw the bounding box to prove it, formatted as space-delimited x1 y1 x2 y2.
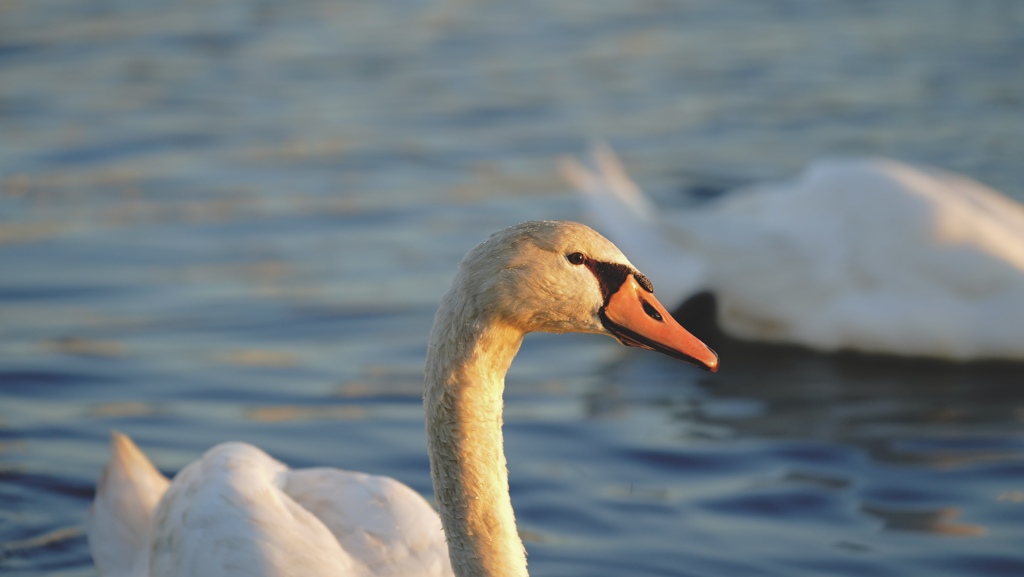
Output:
88 432 169 577
561 143 705 306
569 145 1024 360
89 436 454 577
89 221 704 577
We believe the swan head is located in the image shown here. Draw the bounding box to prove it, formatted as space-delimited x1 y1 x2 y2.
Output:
451 220 718 372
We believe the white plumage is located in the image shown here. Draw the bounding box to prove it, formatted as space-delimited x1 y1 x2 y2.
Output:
89 437 451 577
88 221 717 577
565 144 1024 361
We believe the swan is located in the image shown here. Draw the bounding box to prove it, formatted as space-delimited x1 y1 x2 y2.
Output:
563 144 1024 361
88 220 719 577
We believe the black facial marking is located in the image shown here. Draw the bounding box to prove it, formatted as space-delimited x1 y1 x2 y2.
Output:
585 260 654 303
585 261 633 302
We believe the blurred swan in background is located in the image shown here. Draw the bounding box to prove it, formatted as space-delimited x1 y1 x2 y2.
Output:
88 221 717 577
564 144 1024 361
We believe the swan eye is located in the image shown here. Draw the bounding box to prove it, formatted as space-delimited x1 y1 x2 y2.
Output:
566 252 587 265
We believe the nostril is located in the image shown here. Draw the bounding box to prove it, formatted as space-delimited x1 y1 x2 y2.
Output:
641 300 663 322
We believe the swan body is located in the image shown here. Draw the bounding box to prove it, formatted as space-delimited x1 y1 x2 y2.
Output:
89 435 452 577
565 145 1024 361
89 220 717 577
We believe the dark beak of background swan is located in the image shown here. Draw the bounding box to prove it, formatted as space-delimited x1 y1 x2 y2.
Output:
600 275 719 372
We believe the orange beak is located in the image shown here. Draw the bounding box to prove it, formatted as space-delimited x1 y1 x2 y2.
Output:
600 275 719 372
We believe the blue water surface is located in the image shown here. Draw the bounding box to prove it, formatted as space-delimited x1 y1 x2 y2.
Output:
1 1 1023 576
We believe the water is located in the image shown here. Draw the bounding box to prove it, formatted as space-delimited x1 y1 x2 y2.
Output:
2 1 1023 575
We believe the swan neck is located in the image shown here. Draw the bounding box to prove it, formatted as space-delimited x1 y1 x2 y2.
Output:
425 302 528 577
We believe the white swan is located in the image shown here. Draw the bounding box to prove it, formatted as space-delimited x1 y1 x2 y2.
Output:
88 220 719 577
564 144 1024 361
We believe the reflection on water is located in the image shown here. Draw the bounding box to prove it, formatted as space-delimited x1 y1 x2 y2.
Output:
42 338 127 359
584 332 1024 566
2 0 1024 576
861 505 986 537
0 527 84 565
216 349 301 368
246 405 366 423
87 402 157 419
